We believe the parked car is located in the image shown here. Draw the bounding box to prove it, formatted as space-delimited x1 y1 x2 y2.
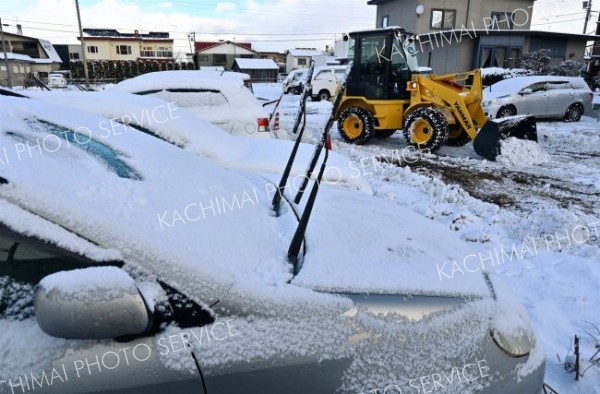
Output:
282 69 307 95
48 73 67 88
110 71 269 136
310 65 347 101
483 76 593 122
0 95 544 393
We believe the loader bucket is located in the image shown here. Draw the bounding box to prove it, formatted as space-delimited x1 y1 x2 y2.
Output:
473 115 538 160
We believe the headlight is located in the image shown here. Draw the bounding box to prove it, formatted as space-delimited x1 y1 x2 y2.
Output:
483 100 493 107
491 328 534 357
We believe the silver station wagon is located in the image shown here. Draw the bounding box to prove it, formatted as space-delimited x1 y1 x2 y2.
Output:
483 76 593 122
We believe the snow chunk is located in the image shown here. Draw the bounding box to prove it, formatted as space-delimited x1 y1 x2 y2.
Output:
497 137 550 168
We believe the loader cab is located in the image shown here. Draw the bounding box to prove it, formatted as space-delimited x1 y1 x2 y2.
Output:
345 28 419 100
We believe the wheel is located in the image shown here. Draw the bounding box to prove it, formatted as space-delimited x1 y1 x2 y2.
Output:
403 107 449 152
373 129 397 139
445 126 471 146
496 105 516 118
337 106 374 144
564 103 583 122
318 90 331 101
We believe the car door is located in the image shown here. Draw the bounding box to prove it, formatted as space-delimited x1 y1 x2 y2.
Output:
312 69 332 95
516 82 549 117
0 223 204 394
544 81 573 117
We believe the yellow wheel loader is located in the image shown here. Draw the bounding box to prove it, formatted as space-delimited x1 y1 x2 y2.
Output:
335 27 538 160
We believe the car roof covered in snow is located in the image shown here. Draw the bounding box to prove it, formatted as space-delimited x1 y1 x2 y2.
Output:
110 70 249 93
486 75 589 95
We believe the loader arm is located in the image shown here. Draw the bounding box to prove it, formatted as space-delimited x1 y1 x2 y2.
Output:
407 70 487 140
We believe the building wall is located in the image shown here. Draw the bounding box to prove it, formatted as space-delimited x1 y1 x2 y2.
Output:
82 39 173 61
374 0 533 33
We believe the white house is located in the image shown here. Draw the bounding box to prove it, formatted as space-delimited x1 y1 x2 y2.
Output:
285 49 326 73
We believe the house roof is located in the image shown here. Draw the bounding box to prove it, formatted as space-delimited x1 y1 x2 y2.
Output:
288 49 325 57
0 32 62 64
4 52 55 64
195 41 254 53
234 58 278 70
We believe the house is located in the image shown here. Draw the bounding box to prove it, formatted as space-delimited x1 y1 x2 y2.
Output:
0 32 62 86
194 41 256 70
257 51 286 73
53 44 83 71
367 0 594 74
77 28 174 62
232 58 279 82
285 48 327 73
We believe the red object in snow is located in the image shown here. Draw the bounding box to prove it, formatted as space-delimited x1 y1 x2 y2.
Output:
326 134 333 151
273 112 280 131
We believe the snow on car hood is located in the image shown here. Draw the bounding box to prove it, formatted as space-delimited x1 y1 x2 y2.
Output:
25 91 371 193
291 183 491 297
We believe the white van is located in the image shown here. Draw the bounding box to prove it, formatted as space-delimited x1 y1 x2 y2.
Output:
310 65 347 101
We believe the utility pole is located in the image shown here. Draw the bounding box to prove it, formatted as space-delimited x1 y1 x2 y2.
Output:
74 0 89 86
0 18 13 88
584 0 594 34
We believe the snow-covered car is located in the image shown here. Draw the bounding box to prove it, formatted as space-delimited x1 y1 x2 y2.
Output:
23 90 369 191
282 69 307 95
483 76 593 122
47 73 67 88
0 95 544 393
110 71 269 136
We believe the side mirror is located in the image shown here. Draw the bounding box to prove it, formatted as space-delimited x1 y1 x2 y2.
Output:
520 88 533 95
35 266 150 339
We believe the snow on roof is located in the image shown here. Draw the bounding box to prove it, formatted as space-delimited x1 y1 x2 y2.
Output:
485 75 588 99
38 39 63 63
288 49 325 57
234 58 278 70
4 52 55 64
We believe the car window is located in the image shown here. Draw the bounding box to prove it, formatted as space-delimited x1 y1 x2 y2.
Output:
314 71 329 80
11 118 142 180
546 81 571 90
334 69 346 79
0 229 101 320
149 89 228 108
526 82 547 93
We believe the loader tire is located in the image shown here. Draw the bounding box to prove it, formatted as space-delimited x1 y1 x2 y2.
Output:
373 129 397 139
446 126 471 146
338 106 374 144
403 107 448 152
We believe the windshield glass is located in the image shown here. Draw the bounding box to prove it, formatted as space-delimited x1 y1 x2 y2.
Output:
396 35 419 71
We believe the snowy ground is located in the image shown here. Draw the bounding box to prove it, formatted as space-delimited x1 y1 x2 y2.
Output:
255 83 600 393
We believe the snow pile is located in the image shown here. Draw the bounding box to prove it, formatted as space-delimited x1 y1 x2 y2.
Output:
481 67 533 79
497 137 550 167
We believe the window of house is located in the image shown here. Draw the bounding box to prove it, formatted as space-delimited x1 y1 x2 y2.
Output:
116 45 132 55
197 55 209 61
431 9 456 29
479 46 522 68
69 52 80 60
491 12 513 30
86 46 98 54
297 58 307 66
213 54 227 65
382 15 389 28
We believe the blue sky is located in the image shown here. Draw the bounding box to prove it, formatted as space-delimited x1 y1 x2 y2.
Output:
0 0 597 55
